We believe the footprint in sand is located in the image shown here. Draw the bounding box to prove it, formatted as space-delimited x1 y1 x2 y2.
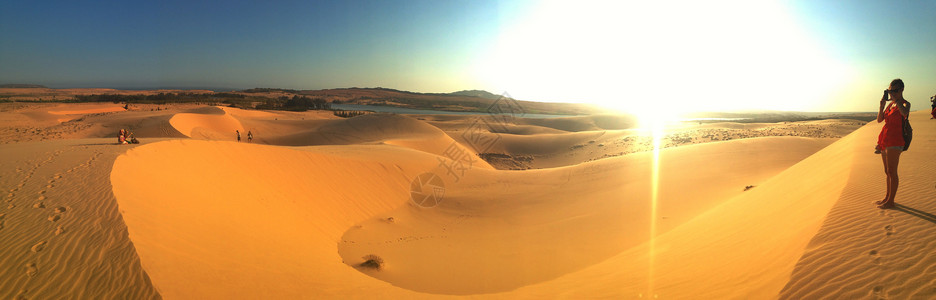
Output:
871 286 886 299
33 202 44 209
48 215 59 222
8 203 16 209
25 263 38 277
31 241 46 253
884 225 896 236
55 225 64 235
54 207 66 214
869 250 882 265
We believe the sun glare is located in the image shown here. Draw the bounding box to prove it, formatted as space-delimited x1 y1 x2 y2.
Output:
471 3 855 296
473 0 854 114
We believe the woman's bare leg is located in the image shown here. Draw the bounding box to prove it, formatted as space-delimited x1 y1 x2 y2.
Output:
879 148 901 208
877 151 890 205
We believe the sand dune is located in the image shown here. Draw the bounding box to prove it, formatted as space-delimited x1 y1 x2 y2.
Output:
261 113 495 169
336 136 834 295
420 113 635 134
110 141 441 298
108 134 833 298
3 102 934 299
0 139 161 299
779 111 936 299
501 110 936 299
46 103 126 116
168 106 246 140
444 118 863 169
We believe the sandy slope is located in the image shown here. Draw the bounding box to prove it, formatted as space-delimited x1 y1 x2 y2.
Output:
0 139 160 299
500 111 936 299
168 106 246 140
444 118 863 170
108 134 831 298
46 103 127 116
5 102 932 299
110 141 441 299
779 111 936 299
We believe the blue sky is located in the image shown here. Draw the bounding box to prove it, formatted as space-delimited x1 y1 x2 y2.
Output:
0 0 506 90
1 0 935 113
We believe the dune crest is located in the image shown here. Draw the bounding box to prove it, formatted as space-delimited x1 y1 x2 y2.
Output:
111 133 832 297
111 140 443 298
168 106 245 140
499 111 935 299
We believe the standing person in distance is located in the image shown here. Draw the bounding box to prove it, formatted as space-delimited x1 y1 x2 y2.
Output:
929 95 935 119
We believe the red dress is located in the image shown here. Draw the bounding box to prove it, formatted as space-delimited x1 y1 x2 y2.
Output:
877 105 905 148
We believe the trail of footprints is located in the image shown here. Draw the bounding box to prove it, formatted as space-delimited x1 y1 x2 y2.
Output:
16 149 103 282
5 149 65 206
868 210 899 297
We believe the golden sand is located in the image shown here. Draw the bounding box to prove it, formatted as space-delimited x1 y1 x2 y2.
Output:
1 103 933 299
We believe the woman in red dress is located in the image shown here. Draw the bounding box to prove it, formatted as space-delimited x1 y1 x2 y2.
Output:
876 79 911 209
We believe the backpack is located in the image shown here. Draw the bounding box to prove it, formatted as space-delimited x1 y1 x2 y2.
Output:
902 115 912 151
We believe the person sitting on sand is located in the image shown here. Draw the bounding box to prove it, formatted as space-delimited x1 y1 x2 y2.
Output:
236 130 241 142
128 131 139 144
118 129 125 144
247 131 253 143
875 78 911 209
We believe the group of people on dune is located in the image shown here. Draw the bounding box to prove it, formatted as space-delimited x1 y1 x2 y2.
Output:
873 78 934 209
235 130 253 143
117 129 138 145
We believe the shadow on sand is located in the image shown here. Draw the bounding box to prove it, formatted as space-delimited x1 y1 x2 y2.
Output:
895 204 936 224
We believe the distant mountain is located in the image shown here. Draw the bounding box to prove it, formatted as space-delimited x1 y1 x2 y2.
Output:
283 87 599 115
0 84 47 88
446 90 502 99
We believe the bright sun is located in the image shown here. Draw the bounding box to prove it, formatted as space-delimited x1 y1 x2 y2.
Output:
473 0 853 115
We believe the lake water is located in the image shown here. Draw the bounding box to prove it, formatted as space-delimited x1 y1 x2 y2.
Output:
332 104 754 122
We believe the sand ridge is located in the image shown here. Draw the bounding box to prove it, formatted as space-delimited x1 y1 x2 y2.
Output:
779 110 936 299
110 140 445 298
498 111 936 299
4 102 933 298
109 133 837 298
0 139 160 299
336 136 834 295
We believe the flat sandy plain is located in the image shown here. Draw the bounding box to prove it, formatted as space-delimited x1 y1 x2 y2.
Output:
1 102 934 299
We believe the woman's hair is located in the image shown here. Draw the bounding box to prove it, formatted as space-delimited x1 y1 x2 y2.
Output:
891 78 904 91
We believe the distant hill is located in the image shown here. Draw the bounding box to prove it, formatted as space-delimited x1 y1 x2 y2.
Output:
0 85 601 115
445 90 502 99
0 84 47 88
285 87 599 115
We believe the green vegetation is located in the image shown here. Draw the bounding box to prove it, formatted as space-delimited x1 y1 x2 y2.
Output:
333 110 372 118
280 95 331 111
0 84 47 88
70 92 284 109
241 88 301 94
